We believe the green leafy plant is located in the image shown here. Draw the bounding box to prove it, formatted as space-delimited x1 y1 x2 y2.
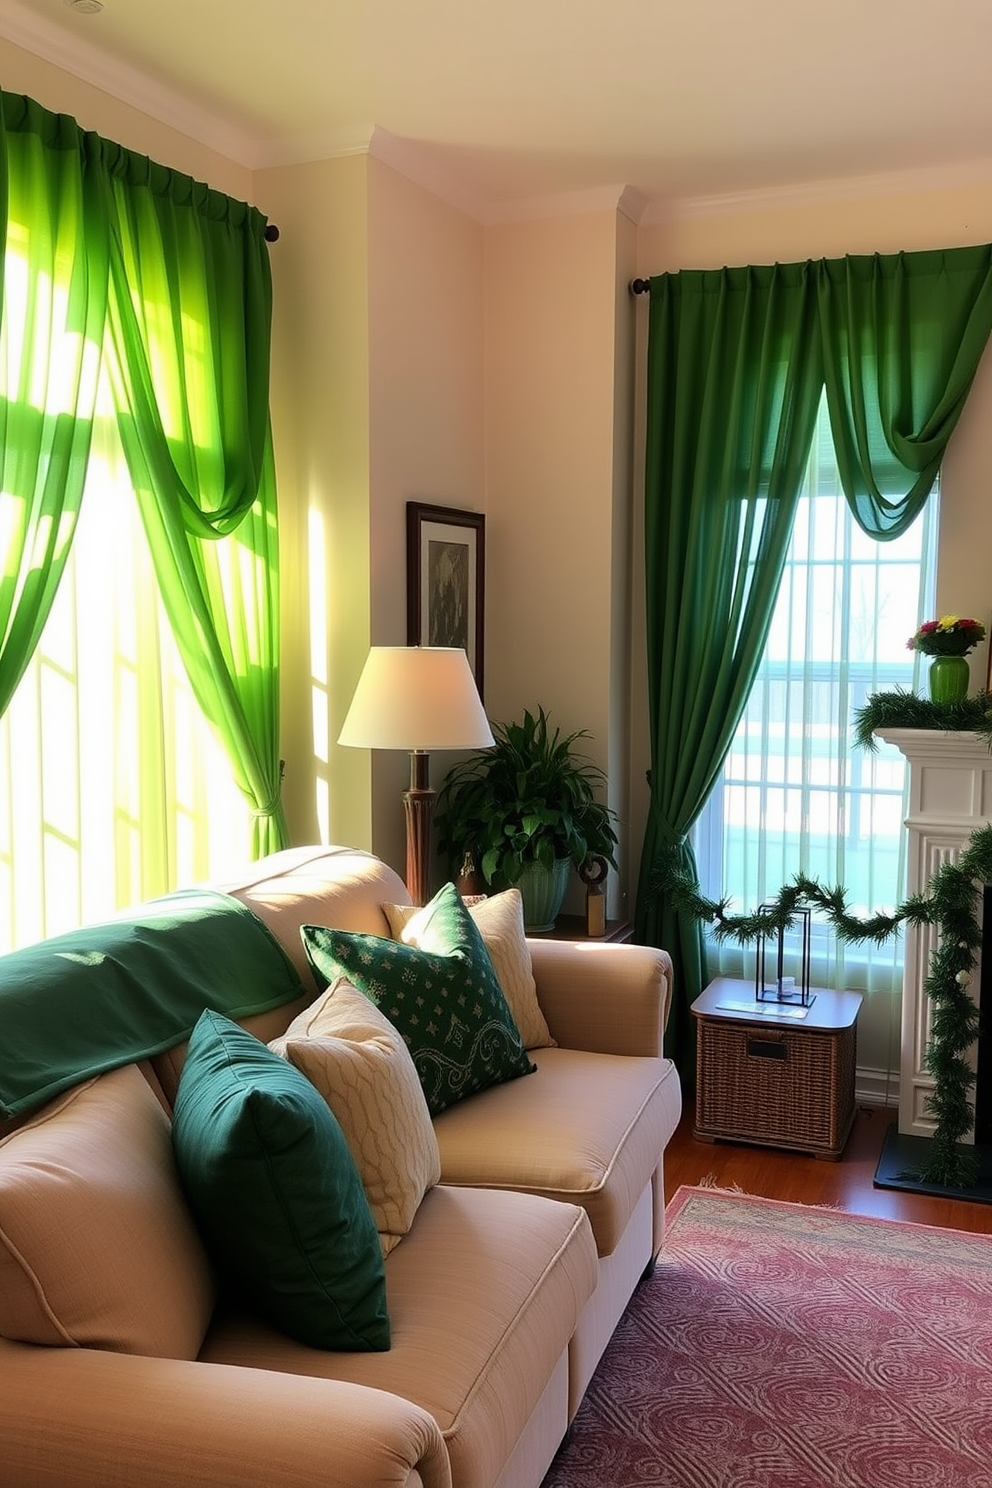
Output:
435 707 619 890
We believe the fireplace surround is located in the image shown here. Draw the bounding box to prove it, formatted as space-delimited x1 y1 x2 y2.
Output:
877 728 990 1142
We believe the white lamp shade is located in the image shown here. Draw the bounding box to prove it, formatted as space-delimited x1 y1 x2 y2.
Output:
338 647 494 752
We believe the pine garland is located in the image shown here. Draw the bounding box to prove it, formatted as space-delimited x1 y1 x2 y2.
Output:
661 822 992 1188
853 688 992 753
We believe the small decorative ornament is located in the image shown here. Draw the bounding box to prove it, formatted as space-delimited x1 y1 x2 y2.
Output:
579 855 608 938
906 614 986 704
755 903 813 1007
955 970 970 985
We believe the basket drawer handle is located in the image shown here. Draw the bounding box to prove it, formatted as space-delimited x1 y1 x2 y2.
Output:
746 1036 787 1061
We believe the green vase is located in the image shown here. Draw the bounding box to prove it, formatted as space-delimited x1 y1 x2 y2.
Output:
928 654 970 703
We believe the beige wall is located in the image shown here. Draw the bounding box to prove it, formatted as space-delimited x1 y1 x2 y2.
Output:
484 204 634 913
255 154 372 852
365 156 486 879
256 153 488 879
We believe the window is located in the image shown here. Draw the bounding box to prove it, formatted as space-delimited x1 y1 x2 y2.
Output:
692 400 937 1010
0 379 252 955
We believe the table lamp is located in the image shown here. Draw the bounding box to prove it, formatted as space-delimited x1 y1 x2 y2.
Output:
338 646 494 905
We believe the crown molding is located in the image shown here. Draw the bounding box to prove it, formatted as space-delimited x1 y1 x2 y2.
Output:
365 126 489 221
367 131 646 227
0 0 267 167
618 185 649 225
482 181 634 226
641 156 992 225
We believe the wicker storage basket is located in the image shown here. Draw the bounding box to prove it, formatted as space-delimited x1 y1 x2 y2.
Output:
694 1016 857 1159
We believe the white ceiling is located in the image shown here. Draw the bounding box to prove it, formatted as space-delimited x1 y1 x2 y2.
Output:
3 0 992 219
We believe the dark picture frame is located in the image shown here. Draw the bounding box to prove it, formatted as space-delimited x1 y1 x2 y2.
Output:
406 502 485 699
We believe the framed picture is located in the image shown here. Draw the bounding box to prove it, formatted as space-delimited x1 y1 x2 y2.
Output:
406 502 485 698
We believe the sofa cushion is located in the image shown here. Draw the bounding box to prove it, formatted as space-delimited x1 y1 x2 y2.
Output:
432 1045 682 1256
172 1009 389 1351
301 883 535 1116
0 1063 215 1357
220 845 411 992
383 887 555 1050
200 1183 598 1488
269 978 441 1256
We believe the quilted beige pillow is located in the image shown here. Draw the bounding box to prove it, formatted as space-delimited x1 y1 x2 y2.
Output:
270 978 441 1255
384 887 556 1050
0 1063 215 1357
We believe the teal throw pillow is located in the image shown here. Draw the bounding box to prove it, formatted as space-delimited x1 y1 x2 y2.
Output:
301 883 535 1115
171 1009 389 1352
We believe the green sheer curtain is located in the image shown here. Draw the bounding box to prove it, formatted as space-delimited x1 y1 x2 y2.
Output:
0 96 110 715
0 89 286 860
819 245 992 538
637 245 992 1072
634 262 824 1069
100 146 288 854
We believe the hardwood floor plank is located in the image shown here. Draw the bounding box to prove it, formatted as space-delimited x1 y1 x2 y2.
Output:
664 1105 992 1235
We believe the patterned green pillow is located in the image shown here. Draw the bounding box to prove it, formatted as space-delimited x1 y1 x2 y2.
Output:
301 883 535 1115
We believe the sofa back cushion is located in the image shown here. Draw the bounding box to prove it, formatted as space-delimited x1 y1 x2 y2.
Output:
0 1063 215 1357
150 847 411 1108
219 845 411 993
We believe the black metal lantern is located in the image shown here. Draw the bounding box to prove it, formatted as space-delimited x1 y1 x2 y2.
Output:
755 904 813 1007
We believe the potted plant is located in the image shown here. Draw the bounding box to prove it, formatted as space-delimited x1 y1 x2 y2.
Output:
435 707 619 930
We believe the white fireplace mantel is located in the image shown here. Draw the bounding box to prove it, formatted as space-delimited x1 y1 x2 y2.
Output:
876 728 991 1139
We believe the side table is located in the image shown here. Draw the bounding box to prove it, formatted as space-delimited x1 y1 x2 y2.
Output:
691 976 862 1160
528 915 634 944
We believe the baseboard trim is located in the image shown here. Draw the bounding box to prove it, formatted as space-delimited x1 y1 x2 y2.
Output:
855 1065 899 1109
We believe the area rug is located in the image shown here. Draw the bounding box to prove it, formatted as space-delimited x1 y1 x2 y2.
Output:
543 1186 992 1488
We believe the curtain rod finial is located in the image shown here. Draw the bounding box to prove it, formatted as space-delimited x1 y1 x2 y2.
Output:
629 277 651 296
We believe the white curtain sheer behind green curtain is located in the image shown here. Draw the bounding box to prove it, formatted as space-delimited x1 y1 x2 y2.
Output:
692 397 937 1093
0 387 252 953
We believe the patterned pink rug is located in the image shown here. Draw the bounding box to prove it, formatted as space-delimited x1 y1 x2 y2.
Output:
543 1186 992 1488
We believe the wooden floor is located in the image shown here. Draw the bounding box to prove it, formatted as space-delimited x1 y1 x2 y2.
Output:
664 1104 992 1235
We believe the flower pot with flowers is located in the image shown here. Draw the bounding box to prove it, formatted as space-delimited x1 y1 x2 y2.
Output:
907 615 988 703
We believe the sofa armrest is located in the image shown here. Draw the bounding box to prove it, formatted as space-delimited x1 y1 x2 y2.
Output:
0 1338 451 1488
527 939 673 1056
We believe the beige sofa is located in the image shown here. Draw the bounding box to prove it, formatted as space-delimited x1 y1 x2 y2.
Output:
0 844 681 1488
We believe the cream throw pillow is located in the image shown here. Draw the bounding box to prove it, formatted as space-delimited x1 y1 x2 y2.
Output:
384 887 556 1050
270 978 441 1255
0 1064 215 1357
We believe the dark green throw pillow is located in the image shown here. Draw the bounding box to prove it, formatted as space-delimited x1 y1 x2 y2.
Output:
171 1009 389 1352
301 882 535 1115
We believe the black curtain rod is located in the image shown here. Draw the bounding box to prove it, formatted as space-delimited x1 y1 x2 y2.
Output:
264 224 280 242
629 278 651 295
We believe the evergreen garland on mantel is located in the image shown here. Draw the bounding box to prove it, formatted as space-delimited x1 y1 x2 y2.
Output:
665 702 992 1188
853 688 992 752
